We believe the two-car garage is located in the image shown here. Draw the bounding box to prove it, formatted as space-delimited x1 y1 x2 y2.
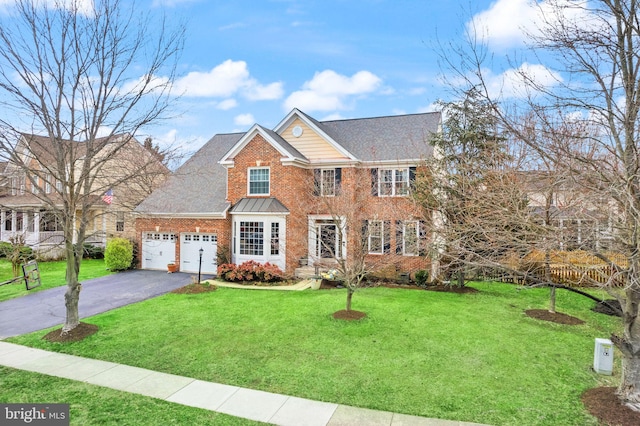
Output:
141 232 217 274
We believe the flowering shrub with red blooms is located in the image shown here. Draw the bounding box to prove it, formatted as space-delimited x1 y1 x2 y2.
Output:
217 260 284 283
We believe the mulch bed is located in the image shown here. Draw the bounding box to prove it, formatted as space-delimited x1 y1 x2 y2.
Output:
171 282 218 294
42 322 99 343
524 309 585 325
582 387 640 426
332 310 367 320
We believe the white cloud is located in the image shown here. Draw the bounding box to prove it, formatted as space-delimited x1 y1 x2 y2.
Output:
485 62 562 99
284 70 382 112
469 0 593 48
216 99 237 110
152 0 200 7
234 113 255 127
174 60 283 101
0 0 94 15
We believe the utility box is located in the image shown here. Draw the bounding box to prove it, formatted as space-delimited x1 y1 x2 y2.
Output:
594 338 614 375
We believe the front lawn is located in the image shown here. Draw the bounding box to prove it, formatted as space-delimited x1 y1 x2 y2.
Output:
0 367 264 425
0 259 112 302
9 282 622 425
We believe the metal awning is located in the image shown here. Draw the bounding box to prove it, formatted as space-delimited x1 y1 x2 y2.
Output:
230 197 289 214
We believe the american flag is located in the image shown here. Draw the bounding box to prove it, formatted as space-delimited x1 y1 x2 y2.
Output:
102 189 113 205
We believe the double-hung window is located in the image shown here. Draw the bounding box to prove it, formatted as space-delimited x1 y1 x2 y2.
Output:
313 168 342 196
372 167 413 196
248 168 270 195
402 221 419 256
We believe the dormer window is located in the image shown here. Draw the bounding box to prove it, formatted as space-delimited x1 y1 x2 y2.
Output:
248 167 270 195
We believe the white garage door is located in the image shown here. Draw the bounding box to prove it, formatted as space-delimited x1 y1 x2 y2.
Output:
142 232 176 270
180 233 217 274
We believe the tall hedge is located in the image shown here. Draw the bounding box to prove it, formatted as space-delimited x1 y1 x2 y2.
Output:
105 238 133 271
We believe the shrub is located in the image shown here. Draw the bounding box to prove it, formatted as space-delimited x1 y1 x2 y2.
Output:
217 260 284 283
105 238 133 271
83 243 104 259
0 241 12 258
415 269 429 286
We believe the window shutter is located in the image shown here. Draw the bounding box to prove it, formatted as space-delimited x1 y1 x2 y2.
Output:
335 168 342 195
419 220 428 256
409 167 416 191
396 221 403 255
384 220 391 254
313 169 321 196
361 220 369 250
371 169 378 196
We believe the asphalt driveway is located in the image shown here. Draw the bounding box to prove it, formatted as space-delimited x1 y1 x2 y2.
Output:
0 270 210 339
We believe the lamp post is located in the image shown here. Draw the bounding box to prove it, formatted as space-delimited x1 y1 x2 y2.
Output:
198 247 203 284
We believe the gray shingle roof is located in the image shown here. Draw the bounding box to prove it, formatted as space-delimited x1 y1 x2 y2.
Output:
136 110 441 216
317 112 439 162
135 133 242 215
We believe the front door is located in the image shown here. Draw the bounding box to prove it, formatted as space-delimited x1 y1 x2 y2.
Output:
316 221 340 259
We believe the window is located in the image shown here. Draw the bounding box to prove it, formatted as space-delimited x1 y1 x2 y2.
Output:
240 221 264 255
56 180 63 192
371 167 414 196
402 221 418 256
314 168 341 196
45 173 51 194
15 211 24 232
368 220 383 254
248 168 270 195
116 211 124 232
271 222 280 255
40 211 62 232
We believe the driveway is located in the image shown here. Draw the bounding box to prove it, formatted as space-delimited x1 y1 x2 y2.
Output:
0 270 210 339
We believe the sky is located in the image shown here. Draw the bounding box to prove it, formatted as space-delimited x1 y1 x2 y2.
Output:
0 0 567 155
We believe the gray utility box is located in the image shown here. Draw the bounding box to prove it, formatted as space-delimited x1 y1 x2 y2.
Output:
594 338 614 375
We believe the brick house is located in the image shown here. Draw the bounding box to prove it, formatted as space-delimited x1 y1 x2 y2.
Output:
135 109 440 277
0 133 169 258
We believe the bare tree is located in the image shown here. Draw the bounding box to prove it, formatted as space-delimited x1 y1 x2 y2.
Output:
304 167 425 315
435 0 640 409
0 0 183 333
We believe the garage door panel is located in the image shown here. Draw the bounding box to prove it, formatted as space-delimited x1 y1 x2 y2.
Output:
141 233 176 270
180 233 217 274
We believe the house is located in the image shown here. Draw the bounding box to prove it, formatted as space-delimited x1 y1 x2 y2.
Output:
135 109 440 277
0 133 169 258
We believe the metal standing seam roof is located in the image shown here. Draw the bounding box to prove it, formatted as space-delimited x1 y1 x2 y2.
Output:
230 197 289 214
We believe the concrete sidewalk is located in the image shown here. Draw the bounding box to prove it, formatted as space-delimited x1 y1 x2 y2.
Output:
0 341 488 426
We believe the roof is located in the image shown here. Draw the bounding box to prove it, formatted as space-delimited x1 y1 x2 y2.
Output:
137 109 441 216
317 112 439 161
230 197 289 214
135 133 242 216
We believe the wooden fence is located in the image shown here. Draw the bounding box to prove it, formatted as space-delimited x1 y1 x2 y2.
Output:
480 264 622 287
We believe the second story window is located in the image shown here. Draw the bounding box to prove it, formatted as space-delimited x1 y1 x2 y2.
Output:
248 167 270 195
371 167 415 197
313 168 342 196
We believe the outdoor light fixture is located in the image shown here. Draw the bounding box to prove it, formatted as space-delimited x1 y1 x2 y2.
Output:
198 247 204 284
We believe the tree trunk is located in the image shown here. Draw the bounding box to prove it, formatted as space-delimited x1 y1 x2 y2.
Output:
549 286 556 314
61 240 82 334
346 288 353 311
457 270 465 288
618 355 640 411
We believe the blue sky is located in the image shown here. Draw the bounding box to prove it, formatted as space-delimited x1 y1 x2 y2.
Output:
0 0 566 154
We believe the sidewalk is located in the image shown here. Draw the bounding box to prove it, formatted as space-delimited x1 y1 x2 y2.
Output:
0 341 488 426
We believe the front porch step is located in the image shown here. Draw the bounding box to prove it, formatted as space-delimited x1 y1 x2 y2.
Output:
294 266 316 279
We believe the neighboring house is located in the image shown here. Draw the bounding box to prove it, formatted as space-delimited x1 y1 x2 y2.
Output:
0 133 169 258
521 171 614 251
135 108 440 276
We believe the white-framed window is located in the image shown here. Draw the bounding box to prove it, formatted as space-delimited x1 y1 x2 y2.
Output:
368 220 384 254
240 221 264 255
402 221 419 256
271 222 280 255
248 167 270 195
314 168 341 196
44 173 51 194
373 168 411 197
116 211 125 232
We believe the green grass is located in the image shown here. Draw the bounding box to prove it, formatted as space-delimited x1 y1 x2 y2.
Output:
0 367 264 425
0 258 112 302
9 282 623 425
